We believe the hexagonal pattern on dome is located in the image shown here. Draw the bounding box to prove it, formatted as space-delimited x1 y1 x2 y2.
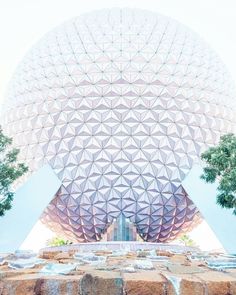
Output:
1 8 236 242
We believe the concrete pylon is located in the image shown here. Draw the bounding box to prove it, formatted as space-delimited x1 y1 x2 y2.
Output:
0 165 61 253
183 165 236 254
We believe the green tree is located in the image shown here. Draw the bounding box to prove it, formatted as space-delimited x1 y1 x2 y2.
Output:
47 236 72 247
0 128 28 216
179 234 197 247
201 133 236 215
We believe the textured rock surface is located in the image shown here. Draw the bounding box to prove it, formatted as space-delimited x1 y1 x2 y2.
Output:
1 274 82 295
1 247 236 295
175 275 205 295
123 272 170 295
80 272 123 295
195 271 235 295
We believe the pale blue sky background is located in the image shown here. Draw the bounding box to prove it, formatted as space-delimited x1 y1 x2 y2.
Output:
0 0 235 250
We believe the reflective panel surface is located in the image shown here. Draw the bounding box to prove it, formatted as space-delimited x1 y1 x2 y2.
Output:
2 9 236 242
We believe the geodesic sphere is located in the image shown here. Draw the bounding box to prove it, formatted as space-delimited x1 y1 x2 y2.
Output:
2 9 236 242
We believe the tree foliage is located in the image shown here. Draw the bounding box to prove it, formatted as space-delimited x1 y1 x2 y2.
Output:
201 133 236 215
179 234 197 247
47 236 72 247
0 128 28 216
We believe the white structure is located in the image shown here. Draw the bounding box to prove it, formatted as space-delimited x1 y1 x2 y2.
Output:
1 8 236 243
0 165 61 253
183 165 236 254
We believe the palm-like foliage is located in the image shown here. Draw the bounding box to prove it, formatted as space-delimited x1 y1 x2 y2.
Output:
0 128 28 216
201 133 236 215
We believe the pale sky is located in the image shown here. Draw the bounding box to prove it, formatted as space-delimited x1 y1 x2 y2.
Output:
1 0 235 250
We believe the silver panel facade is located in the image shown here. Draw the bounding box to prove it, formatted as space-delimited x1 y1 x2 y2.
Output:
1 9 236 242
